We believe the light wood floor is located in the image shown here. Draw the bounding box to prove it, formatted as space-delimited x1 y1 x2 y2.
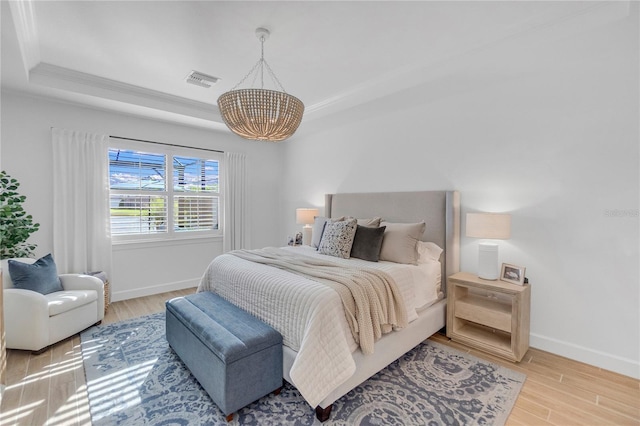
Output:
1 289 638 425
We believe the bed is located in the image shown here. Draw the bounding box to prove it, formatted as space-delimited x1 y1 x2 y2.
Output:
197 190 460 421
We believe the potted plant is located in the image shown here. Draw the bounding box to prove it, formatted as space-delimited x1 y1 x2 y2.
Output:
0 170 40 259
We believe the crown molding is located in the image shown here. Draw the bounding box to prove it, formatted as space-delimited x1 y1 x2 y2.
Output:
2 86 230 133
29 63 222 122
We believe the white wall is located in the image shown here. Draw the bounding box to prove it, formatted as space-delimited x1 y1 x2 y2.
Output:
0 92 284 300
281 14 639 377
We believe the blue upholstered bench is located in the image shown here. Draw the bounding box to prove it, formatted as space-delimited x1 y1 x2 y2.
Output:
165 292 283 421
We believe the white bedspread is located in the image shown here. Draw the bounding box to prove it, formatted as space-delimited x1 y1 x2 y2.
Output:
197 246 439 407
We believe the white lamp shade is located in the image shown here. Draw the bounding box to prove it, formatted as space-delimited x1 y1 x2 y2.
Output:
296 208 319 225
466 213 511 240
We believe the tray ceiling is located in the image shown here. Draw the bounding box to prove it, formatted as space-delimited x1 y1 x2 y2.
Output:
1 1 630 135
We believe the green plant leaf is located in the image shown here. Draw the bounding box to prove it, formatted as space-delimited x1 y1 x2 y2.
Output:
0 171 39 259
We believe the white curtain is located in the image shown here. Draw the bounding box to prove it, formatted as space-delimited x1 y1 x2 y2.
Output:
223 152 249 252
52 128 112 278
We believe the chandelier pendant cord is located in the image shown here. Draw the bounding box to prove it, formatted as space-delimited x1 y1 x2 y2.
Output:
229 34 287 93
260 35 264 89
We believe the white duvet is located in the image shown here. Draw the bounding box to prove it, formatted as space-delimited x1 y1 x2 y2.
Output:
197 246 440 407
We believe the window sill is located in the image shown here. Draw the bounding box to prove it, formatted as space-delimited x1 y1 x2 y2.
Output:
112 234 222 250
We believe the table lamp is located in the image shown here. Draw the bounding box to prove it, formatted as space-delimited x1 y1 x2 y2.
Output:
466 212 511 280
296 208 319 246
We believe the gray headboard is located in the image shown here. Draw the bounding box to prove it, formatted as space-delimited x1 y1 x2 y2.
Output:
325 191 460 289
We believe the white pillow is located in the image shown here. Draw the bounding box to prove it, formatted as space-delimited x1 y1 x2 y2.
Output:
417 241 443 263
414 260 442 310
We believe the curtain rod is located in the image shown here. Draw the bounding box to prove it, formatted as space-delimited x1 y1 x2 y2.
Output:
110 135 224 154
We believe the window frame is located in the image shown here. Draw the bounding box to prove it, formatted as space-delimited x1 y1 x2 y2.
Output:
108 138 223 244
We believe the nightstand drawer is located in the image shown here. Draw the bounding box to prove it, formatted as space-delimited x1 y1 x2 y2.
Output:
455 294 511 333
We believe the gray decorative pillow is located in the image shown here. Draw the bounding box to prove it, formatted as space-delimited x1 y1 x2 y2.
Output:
8 253 63 295
379 221 426 265
311 216 345 248
350 225 386 262
317 218 357 258
356 217 382 227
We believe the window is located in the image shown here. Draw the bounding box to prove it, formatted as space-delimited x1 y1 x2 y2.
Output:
108 140 222 241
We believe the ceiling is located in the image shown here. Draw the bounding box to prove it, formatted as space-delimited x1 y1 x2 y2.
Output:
1 1 631 137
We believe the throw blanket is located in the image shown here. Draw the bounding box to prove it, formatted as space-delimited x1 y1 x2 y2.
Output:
229 247 408 355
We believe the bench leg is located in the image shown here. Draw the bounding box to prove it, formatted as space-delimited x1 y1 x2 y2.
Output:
315 404 333 422
273 387 282 396
225 413 233 422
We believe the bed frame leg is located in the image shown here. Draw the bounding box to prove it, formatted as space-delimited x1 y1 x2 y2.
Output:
315 404 332 422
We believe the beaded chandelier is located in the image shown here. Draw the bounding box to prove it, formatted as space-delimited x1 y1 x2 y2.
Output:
218 28 304 142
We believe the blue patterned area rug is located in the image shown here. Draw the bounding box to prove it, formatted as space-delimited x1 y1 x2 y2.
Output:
81 312 525 425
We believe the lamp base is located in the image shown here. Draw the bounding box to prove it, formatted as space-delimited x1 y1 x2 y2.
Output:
478 242 499 280
302 225 312 246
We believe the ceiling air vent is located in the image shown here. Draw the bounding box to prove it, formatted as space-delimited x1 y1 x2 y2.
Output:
185 70 220 88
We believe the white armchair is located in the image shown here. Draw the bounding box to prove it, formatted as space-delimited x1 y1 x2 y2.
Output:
2 258 105 353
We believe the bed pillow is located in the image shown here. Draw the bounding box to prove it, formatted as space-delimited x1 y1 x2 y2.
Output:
356 217 382 227
417 241 444 263
379 221 426 265
414 260 442 311
350 225 386 262
8 253 63 295
311 216 345 248
317 218 357 258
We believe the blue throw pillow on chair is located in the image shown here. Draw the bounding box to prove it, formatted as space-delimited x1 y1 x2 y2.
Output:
8 253 64 295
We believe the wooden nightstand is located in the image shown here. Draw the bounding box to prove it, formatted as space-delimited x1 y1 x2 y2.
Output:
447 271 530 362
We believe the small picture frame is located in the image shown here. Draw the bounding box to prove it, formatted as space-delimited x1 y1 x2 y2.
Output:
501 263 526 285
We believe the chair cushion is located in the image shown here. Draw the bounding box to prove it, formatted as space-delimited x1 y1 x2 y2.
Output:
46 290 98 316
8 254 64 295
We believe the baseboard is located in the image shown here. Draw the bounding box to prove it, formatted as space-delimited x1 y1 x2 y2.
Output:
530 333 639 379
111 278 198 302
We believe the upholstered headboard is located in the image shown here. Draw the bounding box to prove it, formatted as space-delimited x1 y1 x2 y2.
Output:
325 191 460 289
